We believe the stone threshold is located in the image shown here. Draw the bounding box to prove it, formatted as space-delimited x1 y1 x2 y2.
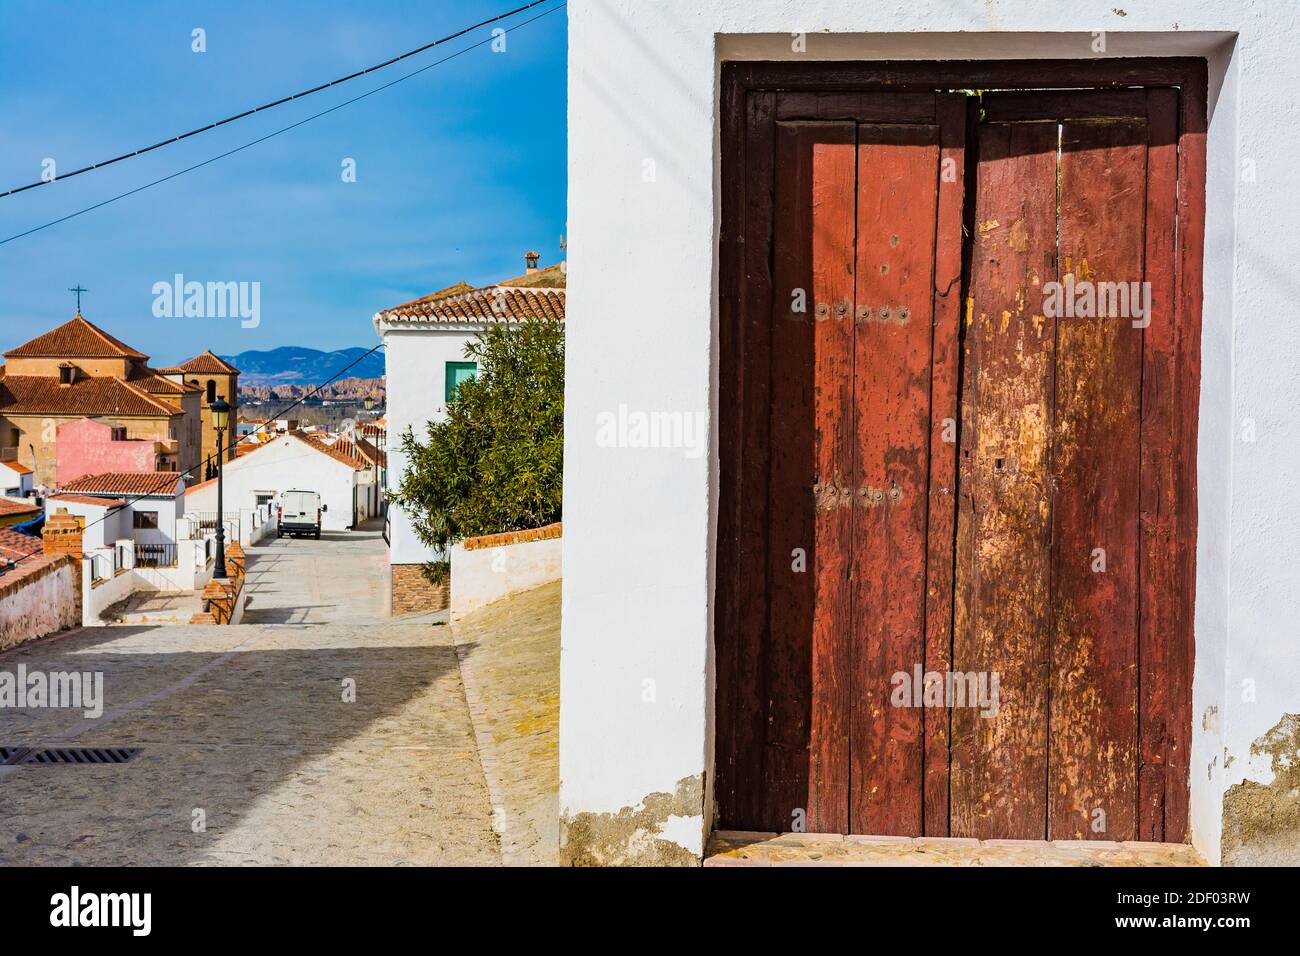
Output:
706 831 1205 867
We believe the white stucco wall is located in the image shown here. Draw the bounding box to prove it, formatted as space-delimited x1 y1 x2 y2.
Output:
0 558 79 652
450 534 562 623
126 496 181 547
565 0 1296 865
81 555 136 625
184 436 359 533
377 325 484 565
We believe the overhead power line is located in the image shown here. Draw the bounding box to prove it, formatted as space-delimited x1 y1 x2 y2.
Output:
0 0 554 200
0 2 566 247
1 341 387 574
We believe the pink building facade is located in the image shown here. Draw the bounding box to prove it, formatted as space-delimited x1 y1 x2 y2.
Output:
56 417 178 487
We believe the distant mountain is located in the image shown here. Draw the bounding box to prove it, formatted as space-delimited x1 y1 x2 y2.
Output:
219 346 384 386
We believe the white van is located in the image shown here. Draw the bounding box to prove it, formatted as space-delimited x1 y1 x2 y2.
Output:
277 490 326 539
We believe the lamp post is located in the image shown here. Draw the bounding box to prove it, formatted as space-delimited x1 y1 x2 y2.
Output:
210 397 230 580
361 397 377 516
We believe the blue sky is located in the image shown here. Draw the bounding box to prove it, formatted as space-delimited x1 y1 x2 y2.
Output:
0 0 567 364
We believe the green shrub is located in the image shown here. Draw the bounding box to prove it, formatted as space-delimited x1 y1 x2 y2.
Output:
392 321 564 583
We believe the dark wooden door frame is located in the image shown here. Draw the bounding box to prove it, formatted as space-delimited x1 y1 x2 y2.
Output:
715 59 1205 842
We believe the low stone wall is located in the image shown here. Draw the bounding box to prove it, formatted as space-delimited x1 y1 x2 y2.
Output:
0 555 81 652
391 564 449 615
450 523 562 623
189 540 247 625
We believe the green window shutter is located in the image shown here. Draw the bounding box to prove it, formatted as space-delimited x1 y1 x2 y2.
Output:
445 361 477 402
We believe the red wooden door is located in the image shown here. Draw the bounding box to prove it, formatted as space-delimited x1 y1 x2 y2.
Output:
717 79 1195 844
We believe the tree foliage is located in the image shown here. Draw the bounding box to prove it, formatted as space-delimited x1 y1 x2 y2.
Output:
392 321 564 582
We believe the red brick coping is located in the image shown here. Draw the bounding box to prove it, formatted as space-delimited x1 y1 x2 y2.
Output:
462 522 562 552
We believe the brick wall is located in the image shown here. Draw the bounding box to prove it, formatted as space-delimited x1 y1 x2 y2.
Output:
42 510 84 562
463 522 562 551
392 563 449 614
190 539 246 625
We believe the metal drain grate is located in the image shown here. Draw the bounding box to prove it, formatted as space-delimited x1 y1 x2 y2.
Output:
1 746 140 766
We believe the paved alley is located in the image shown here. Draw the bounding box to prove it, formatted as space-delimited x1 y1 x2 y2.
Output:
241 519 393 625
0 532 560 867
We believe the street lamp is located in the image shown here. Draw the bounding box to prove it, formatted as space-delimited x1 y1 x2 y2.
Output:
210 397 230 580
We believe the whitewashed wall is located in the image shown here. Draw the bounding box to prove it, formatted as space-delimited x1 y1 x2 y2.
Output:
450 534 562 623
564 0 1296 865
184 436 359 533
376 325 483 564
81 554 136 625
0 558 79 651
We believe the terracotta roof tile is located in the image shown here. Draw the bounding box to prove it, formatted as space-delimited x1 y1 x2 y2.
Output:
380 286 565 325
0 460 33 475
4 314 148 359
0 527 43 561
0 498 41 517
47 493 128 508
353 435 386 469
168 350 240 375
128 367 202 394
291 431 370 470
378 266 566 325
499 263 567 288
0 375 178 417
59 472 183 497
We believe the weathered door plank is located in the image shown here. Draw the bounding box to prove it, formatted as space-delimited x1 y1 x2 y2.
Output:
951 120 1059 840
1137 88 1182 842
766 120 857 834
921 94 969 835
848 120 941 835
1048 117 1147 840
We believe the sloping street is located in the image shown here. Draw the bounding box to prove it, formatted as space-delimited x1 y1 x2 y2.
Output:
241 519 394 625
0 529 560 866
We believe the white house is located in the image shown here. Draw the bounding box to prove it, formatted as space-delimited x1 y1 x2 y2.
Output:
184 431 379 533
44 494 127 553
49 472 185 555
562 1 1299 867
0 460 35 498
372 253 565 613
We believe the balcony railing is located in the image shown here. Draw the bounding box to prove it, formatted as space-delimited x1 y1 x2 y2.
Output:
187 511 241 541
134 542 178 568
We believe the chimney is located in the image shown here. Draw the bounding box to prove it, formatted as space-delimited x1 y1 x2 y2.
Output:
43 508 85 557
525 251 540 274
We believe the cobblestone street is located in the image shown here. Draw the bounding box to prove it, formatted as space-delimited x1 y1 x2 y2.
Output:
0 528 560 866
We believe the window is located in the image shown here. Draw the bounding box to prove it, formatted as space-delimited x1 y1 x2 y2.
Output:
445 362 477 402
206 380 217 404
132 511 159 530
